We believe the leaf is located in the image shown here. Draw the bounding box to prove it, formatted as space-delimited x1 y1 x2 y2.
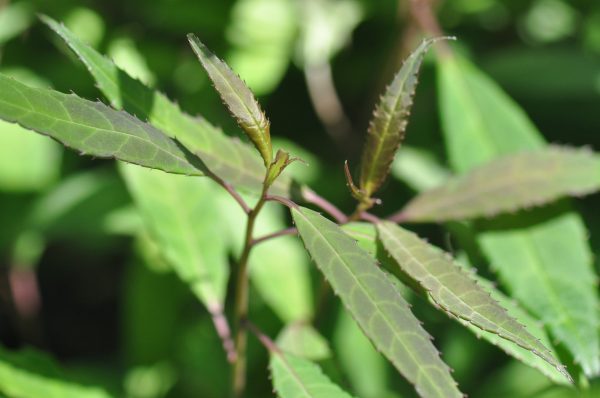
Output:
291 206 462 398
42 16 290 196
270 352 355 398
0 74 204 176
277 323 331 361
358 37 449 197
120 163 229 313
438 53 600 376
344 222 570 384
391 146 450 192
188 34 272 167
0 346 113 398
401 146 600 222
0 1 33 44
0 119 61 192
266 149 299 188
376 221 571 382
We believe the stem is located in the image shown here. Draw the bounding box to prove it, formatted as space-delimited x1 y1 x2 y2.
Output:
301 188 348 223
252 227 297 247
232 185 268 397
212 173 251 214
387 210 408 223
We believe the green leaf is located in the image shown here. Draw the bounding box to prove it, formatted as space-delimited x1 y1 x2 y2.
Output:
291 206 462 398
0 346 113 398
0 74 204 176
359 37 448 197
376 221 570 382
277 323 331 361
0 1 33 45
188 34 272 167
401 146 600 222
270 352 355 398
438 53 600 376
41 16 290 196
0 119 61 192
120 163 229 312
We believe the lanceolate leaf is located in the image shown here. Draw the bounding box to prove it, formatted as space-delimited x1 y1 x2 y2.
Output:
0 74 203 176
188 34 272 166
359 37 448 197
376 222 570 382
292 206 462 398
438 53 600 376
345 223 571 384
270 352 355 398
401 146 600 222
42 17 291 196
120 163 229 313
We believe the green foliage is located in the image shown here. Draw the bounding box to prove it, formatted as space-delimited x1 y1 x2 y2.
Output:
1 3 599 398
0 74 203 176
270 352 355 398
437 53 600 377
292 206 462 398
401 146 600 222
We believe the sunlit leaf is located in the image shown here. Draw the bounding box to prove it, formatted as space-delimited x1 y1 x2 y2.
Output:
391 146 450 192
292 206 462 398
376 221 570 382
188 34 272 167
0 1 33 44
120 163 229 312
0 347 113 398
401 146 600 222
42 16 290 196
277 323 331 361
438 53 600 376
359 38 448 197
270 352 355 398
0 74 204 176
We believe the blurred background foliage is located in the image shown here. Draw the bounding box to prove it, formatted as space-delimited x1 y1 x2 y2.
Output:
0 0 599 397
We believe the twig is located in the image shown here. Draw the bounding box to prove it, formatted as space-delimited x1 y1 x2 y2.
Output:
301 188 348 224
264 195 298 209
360 212 381 223
244 319 281 354
251 227 298 247
208 305 237 363
387 210 408 223
213 176 251 214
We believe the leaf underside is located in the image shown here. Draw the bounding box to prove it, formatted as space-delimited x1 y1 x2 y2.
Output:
42 16 291 196
401 146 600 222
0 74 203 176
292 206 462 398
188 34 272 166
438 53 600 376
119 163 229 310
270 352 355 398
376 222 571 382
359 38 444 197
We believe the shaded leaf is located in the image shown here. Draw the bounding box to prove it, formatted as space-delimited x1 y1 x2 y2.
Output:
188 34 272 166
438 53 600 376
359 37 449 197
120 163 229 312
42 16 290 196
277 323 331 361
292 206 462 398
270 352 355 398
376 222 570 382
0 74 204 176
0 347 113 398
401 146 600 222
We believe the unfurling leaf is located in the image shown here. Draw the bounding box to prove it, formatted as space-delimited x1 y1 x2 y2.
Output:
292 206 462 398
42 16 291 196
266 149 299 188
0 74 204 176
376 222 571 383
270 352 355 398
400 146 600 222
188 34 272 167
438 53 600 376
359 37 452 198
